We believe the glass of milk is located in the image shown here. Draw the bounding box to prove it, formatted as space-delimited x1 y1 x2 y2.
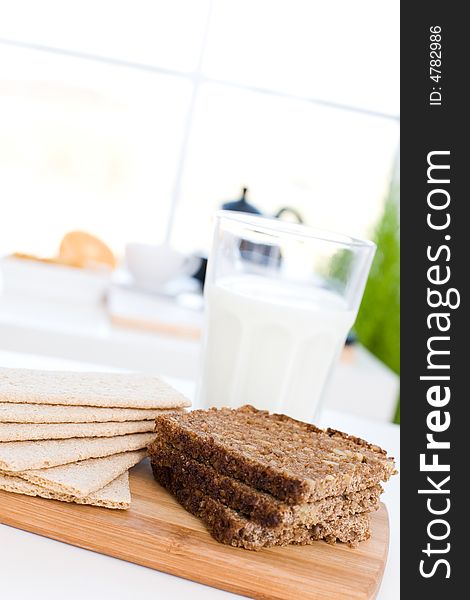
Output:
197 211 376 422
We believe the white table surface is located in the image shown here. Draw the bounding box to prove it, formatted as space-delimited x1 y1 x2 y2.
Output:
0 350 400 600
0 293 399 422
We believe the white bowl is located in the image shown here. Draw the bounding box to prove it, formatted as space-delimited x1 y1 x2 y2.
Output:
0 257 111 305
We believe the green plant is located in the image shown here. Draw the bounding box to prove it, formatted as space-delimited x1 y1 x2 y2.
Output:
354 187 400 422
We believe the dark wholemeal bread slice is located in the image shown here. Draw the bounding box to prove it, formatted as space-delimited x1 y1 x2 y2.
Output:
151 463 371 550
151 405 396 504
149 439 382 528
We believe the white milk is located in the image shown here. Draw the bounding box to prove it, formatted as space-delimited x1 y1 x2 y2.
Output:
199 275 355 422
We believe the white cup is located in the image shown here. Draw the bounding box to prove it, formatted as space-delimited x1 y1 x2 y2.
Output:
125 243 199 290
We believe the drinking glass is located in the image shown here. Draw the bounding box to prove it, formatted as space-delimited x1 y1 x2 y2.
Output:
197 210 376 422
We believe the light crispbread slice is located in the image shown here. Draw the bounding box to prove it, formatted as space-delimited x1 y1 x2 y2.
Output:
0 367 191 409
0 420 154 442
0 402 171 423
0 471 131 509
0 432 155 472
9 450 146 497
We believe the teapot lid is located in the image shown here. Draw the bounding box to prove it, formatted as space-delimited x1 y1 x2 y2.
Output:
221 187 262 215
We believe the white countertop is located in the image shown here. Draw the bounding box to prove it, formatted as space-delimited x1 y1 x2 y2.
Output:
0 293 399 422
0 350 400 600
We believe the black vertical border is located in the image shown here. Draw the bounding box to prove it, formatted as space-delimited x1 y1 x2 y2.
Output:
401 2 466 596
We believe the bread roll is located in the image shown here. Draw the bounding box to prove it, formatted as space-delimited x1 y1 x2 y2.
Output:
59 231 116 269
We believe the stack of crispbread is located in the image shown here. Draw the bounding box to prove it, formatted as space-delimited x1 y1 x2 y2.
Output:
148 405 396 550
0 368 190 509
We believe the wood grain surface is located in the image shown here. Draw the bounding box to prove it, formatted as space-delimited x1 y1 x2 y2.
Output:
110 314 201 340
0 459 389 600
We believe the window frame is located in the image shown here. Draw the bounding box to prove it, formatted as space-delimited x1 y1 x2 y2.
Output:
0 2 400 246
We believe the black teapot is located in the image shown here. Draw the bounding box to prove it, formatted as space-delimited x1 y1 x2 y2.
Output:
221 187 305 268
222 187 304 224
192 188 304 288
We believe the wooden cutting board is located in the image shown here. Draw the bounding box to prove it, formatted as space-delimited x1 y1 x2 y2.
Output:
0 459 389 600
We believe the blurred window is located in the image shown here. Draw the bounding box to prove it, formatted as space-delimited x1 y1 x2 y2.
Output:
0 0 399 257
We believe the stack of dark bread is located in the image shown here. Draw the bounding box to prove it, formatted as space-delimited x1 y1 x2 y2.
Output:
148 405 396 550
